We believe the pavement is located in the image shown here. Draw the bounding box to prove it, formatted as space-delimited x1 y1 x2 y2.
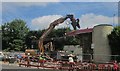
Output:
0 61 36 69
0 61 18 65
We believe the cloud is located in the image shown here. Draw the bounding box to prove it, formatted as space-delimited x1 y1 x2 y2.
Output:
31 13 119 30
31 15 70 30
80 13 118 29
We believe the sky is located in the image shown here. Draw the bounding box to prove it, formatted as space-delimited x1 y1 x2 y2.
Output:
1 0 120 30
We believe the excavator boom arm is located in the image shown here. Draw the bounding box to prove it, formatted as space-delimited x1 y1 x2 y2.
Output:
38 14 79 54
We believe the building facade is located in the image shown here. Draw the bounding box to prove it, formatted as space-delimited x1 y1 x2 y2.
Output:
92 24 113 63
66 24 113 63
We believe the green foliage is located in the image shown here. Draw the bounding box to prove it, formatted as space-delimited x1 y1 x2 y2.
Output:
2 19 78 51
25 27 79 50
65 36 79 45
108 26 120 61
2 19 29 51
48 28 67 38
25 31 38 49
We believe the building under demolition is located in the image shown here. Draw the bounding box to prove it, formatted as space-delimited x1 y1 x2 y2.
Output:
66 24 113 63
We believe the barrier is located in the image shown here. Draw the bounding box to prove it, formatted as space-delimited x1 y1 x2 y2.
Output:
98 64 118 71
18 58 120 71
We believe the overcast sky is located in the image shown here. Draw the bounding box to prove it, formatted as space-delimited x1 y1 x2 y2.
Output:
1 0 119 30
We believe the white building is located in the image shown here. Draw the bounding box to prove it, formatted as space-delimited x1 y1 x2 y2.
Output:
66 24 113 63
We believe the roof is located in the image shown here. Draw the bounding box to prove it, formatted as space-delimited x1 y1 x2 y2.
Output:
66 28 93 36
94 24 112 28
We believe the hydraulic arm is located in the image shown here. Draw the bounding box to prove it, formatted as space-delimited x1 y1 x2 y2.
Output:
38 14 80 54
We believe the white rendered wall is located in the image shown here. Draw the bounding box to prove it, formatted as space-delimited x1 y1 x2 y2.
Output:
92 24 113 63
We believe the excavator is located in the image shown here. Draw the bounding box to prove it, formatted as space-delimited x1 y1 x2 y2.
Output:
38 14 80 54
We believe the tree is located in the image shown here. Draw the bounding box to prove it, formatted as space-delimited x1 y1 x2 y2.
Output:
108 26 120 61
25 31 38 49
65 36 79 45
2 19 29 51
25 27 79 51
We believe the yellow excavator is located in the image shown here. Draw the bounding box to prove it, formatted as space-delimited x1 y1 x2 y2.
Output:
38 14 80 54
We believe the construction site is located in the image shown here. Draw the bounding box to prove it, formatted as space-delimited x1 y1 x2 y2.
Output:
1 14 120 71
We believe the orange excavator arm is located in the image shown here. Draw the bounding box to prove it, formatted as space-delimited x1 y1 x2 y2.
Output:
38 14 80 54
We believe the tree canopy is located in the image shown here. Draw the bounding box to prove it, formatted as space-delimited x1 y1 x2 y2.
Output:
25 27 79 50
2 19 79 51
2 19 29 51
108 26 120 61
